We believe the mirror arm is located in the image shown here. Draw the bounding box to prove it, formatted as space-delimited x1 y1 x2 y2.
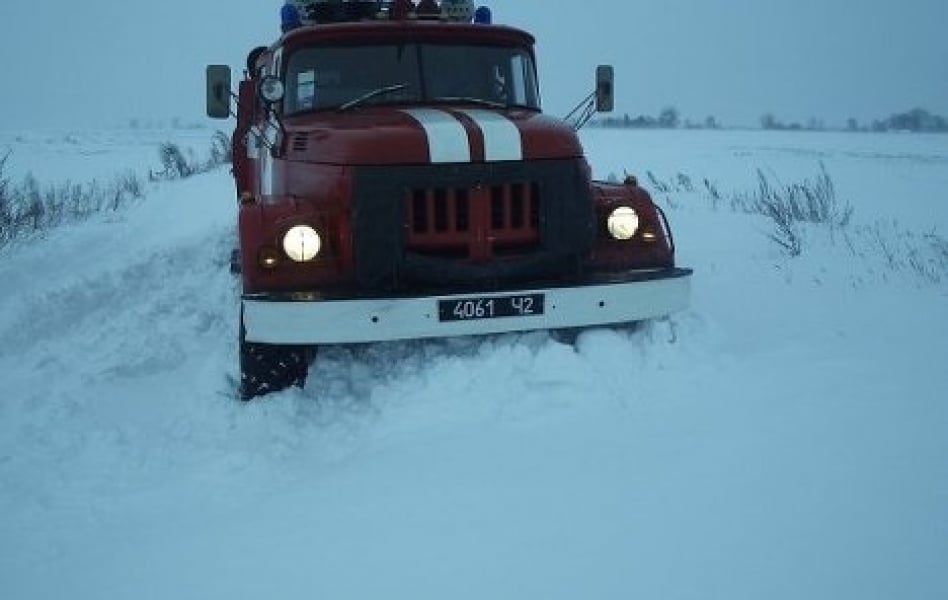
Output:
564 91 597 131
274 111 287 155
257 106 287 155
228 90 240 119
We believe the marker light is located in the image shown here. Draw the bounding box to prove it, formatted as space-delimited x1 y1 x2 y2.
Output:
607 207 640 240
283 225 322 262
474 6 492 24
258 246 281 269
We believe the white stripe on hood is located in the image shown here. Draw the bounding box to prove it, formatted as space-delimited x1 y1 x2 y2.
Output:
401 108 472 163
457 108 523 162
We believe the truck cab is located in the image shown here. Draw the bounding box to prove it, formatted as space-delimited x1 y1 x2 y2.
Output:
207 1 692 399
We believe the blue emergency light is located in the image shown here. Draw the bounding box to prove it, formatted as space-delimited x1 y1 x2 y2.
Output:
474 5 492 24
281 2 303 32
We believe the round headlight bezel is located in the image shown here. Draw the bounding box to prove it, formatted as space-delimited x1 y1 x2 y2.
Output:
282 225 322 262
607 206 640 241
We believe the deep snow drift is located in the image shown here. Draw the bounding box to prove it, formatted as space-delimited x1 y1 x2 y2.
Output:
1 128 946 599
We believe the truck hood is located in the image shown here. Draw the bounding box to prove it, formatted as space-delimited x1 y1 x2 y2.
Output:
282 107 584 166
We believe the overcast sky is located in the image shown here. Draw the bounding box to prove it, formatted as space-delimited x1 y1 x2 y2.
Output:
1 0 945 130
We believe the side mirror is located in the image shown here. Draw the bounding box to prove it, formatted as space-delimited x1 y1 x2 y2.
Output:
595 65 614 113
206 65 232 119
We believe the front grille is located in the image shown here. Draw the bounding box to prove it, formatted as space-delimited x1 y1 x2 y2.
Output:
406 182 540 261
350 159 595 292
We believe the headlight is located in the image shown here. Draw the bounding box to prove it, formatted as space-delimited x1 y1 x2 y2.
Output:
282 225 322 262
607 207 640 240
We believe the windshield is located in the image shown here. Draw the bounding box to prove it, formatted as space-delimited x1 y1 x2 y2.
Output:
284 43 540 114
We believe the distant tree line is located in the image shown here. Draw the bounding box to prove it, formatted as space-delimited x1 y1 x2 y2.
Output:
861 108 947 133
762 108 948 133
595 107 721 130
758 113 824 132
595 106 947 133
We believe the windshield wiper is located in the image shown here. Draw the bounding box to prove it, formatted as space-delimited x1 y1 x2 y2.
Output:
338 83 411 112
430 96 506 109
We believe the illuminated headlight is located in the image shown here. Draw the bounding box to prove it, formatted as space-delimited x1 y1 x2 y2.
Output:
282 225 322 262
607 207 640 240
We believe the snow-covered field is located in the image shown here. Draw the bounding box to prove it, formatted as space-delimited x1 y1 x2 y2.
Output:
0 128 218 183
1 128 946 599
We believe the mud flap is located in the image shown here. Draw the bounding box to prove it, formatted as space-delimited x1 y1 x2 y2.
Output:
239 308 309 400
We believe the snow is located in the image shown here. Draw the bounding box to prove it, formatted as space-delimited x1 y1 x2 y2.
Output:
0 128 219 183
1 128 947 599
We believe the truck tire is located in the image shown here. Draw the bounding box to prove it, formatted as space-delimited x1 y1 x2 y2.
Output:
239 311 309 400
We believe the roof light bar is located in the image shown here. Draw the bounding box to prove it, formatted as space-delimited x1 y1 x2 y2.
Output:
283 1 492 26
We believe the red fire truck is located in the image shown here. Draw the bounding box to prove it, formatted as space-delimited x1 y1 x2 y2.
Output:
206 1 692 399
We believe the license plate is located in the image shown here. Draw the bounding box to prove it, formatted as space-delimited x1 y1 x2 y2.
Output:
438 293 545 322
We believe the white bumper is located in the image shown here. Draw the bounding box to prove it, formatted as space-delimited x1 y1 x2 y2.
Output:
243 269 692 345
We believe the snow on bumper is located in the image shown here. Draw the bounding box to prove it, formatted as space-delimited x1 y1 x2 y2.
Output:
242 268 692 345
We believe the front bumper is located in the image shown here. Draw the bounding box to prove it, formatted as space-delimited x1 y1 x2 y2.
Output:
242 268 693 345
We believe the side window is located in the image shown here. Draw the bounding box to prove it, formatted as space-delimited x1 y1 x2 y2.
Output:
509 55 527 105
491 64 509 103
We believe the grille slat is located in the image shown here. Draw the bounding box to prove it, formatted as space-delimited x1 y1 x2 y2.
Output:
456 189 470 232
490 186 504 230
511 183 524 229
425 190 436 234
411 190 427 233
434 189 448 232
